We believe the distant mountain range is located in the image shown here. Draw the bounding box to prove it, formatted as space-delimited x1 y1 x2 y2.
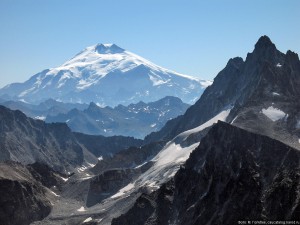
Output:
46 96 189 138
0 43 211 106
0 96 189 139
0 98 88 119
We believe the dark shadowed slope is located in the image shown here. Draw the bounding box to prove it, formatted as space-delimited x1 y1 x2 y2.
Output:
113 121 300 225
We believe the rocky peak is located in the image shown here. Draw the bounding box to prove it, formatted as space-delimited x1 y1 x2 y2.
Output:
226 57 244 68
284 50 300 69
254 35 276 50
87 102 100 110
95 43 125 54
248 35 284 64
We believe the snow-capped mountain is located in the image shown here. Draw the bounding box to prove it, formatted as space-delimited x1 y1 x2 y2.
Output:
0 44 211 106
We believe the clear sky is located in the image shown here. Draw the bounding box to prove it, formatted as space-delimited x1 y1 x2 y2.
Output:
0 0 299 88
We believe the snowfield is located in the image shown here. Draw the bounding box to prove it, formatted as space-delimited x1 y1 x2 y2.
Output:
110 108 231 196
262 106 286 121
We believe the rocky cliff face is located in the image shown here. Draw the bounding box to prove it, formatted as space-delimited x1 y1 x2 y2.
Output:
113 122 300 224
229 45 300 149
0 105 86 172
145 36 300 146
90 141 165 175
0 105 147 173
74 132 143 158
87 168 139 207
0 162 52 225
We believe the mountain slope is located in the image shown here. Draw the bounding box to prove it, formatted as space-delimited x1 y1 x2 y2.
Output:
145 36 300 149
0 105 90 172
112 122 300 225
46 96 189 138
0 44 210 106
0 162 52 225
0 105 146 173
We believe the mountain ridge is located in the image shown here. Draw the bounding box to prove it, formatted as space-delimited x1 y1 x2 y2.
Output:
145 35 300 147
46 96 189 138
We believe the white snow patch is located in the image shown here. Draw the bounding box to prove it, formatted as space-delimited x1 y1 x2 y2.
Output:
35 116 46 121
149 74 168 86
178 108 231 141
98 156 103 161
49 190 60 197
134 161 148 169
83 217 93 223
276 63 282 67
154 142 199 168
147 181 160 188
231 116 238 124
150 123 157 128
87 162 95 167
272 92 280 96
262 106 286 121
18 86 36 97
96 102 105 107
66 119 70 123
77 161 95 173
81 176 93 180
111 183 135 199
19 99 29 103
60 176 69 182
136 142 199 189
77 206 86 212
199 80 213 88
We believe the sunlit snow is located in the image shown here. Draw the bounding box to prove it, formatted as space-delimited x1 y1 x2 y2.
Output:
135 109 231 187
49 190 60 197
43 43 203 91
111 183 135 199
83 217 93 223
35 116 46 121
178 108 231 141
77 206 86 212
60 176 69 182
262 106 286 121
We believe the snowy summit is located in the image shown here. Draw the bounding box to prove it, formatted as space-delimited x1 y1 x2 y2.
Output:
0 43 211 106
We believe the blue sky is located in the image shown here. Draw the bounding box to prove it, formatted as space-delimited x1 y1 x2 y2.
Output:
0 0 299 88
